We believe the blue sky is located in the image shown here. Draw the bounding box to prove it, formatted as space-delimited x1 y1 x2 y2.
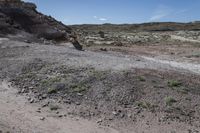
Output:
24 0 200 25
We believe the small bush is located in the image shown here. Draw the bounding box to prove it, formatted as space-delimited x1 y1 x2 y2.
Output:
138 76 146 82
136 101 152 109
98 31 105 38
47 88 57 94
70 83 89 93
168 80 182 87
165 96 177 106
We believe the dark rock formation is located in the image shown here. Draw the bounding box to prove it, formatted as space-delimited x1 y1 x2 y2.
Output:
0 0 82 50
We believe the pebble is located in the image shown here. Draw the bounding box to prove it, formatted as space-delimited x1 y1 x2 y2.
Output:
58 115 63 118
42 94 47 99
28 86 34 89
21 89 26 93
29 99 34 103
36 110 41 113
96 119 103 123
77 93 83 96
75 102 81 105
40 117 45 121
112 111 118 116
42 103 49 108
127 114 132 118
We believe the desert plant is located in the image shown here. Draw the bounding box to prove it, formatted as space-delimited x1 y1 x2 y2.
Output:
136 101 152 109
165 96 177 106
138 76 146 82
47 88 57 94
98 31 105 38
168 80 182 87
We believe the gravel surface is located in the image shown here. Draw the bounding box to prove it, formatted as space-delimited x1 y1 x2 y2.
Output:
0 37 200 133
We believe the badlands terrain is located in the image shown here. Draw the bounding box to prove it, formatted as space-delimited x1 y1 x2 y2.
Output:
0 0 200 133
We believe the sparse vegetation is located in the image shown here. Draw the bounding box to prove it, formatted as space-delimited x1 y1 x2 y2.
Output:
1 0 200 132
138 76 146 82
92 70 107 80
136 101 153 109
168 80 182 87
186 53 200 58
47 87 57 94
41 76 62 87
98 31 105 38
70 83 89 93
165 96 177 106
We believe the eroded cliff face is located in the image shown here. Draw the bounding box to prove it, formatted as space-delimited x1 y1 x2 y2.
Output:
0 0 76 42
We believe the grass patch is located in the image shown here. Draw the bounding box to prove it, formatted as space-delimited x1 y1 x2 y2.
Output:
168 80 182 87
165 96 177 106
70 83 90 93
136 101 154 109
92 70 107 80
21 72 37 79
186 53 200 58
47 88 57 94
138 76 146 82
41 76 62 87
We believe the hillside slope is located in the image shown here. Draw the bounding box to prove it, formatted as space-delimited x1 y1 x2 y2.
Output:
0 0 82 50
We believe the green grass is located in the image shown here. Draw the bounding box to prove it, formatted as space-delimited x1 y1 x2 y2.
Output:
168 80 182 87
165 96 177 106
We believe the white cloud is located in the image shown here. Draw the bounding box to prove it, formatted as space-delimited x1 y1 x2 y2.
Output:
93 16 108 21
99 18 107 21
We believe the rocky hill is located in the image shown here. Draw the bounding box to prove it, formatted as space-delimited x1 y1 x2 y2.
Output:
71 22 200 33
70 22 200 48
0 0 82 49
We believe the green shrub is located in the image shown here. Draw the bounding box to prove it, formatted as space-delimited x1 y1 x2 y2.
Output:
47 88 57 94
165 96 177 106
138 76 146 82
168 80 182 87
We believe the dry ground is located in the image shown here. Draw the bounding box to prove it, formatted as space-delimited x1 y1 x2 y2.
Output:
0 36 200 133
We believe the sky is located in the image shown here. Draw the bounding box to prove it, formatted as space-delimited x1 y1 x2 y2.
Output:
24 0 200 25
